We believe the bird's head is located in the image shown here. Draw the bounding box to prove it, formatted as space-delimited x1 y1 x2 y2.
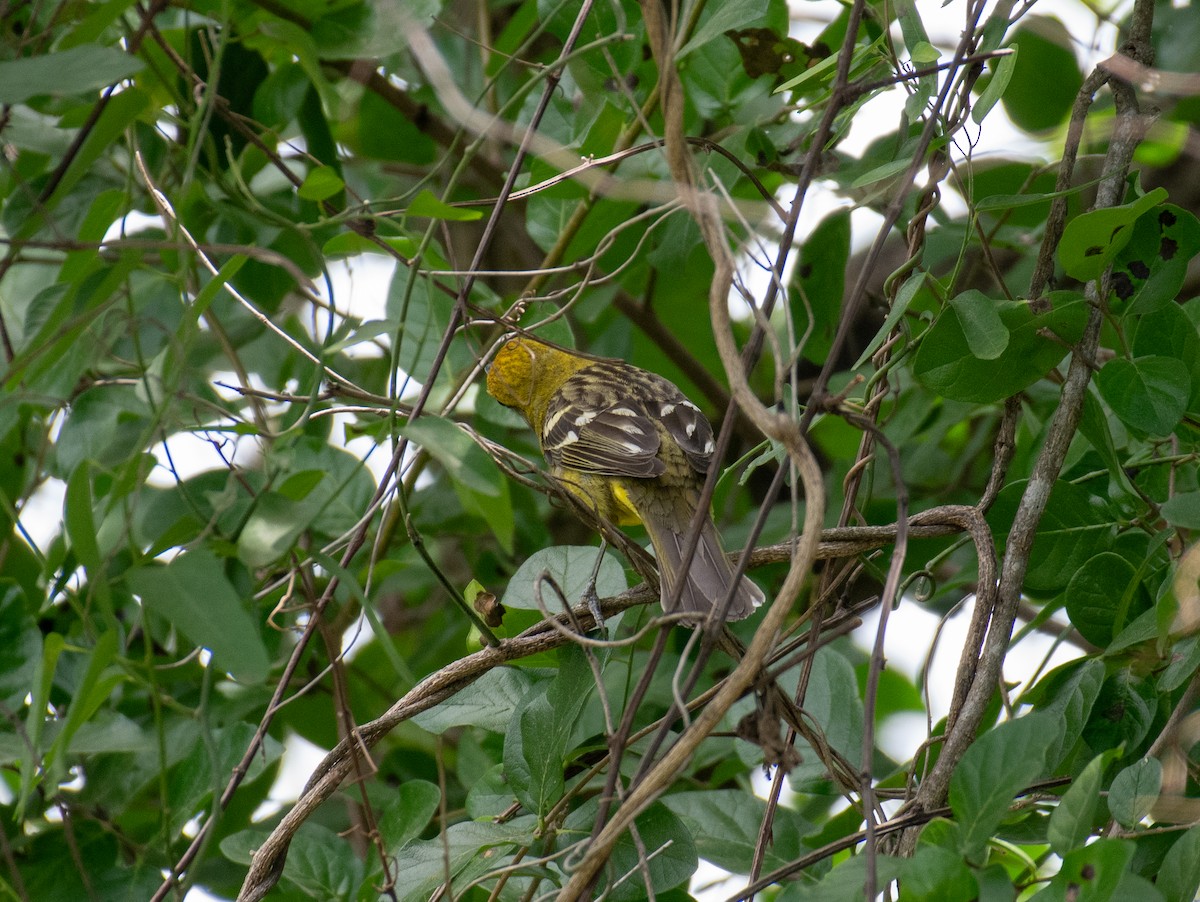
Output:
486 336 539 415
485 335 591 430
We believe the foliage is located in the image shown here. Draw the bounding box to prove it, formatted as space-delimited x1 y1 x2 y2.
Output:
0 0 1198 900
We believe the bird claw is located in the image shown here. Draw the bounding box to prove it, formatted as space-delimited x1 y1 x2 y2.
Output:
582 584 607 637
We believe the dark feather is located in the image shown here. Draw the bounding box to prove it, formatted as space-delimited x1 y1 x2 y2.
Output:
539 361 691 480
644 507 764 622
656 398 714 473
551 407 665 477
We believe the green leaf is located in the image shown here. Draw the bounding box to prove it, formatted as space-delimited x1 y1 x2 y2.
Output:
0 585 41 710
1032 838 1134 902
663 790 810 874
378 818 534 902
988 479 1115 595
279 823 365 898
64 460 103 576
315 1 439 58
191 254 247 324
399 414 504 497
562 800 698 899
169 722 281 835
793 210 850 364
775 852 906 901
237 492 310 569
297 164 344 201
1000 18 1082 133
1107 606 1160 654
602 802 698 901
972 48 1017 124
1132 301 1200 409
1113 205 1200 315
0 45 143 102
850 156 914 190
376 780 442 854
276 469 325 501
357 88 437 163
1078 388 1138 496
502 646 594 815
792 648 863 776
238 438 376 567
465 764 519 819
455 468 515 553
900 844 978 901
386 264 451 379
1095 356 1190 436
18 633 64 813
973 170 1087 213
412 667 534 733
774 35 871 95
910 41 940 64
949 289 1009 359
127 548 270 683
949 713 1057 860
1048 753 1107 856
855 271 928 368
1082 669 1156 753
1162 492 1200 530
1058 188 1168 281
1033 658 1105 769
45 630 122 786
54 386 153 475
679 0 769 58
975 862 1018 902
20 820 159 898
1107 757 1161 828
501 545 628 611
1065 552 1152 647
407 189 482 221
35 88 152 233
322 231 417 258
53 711 149 755
1158 824 1200 902
1160 636 1200 692
913 292 1087 403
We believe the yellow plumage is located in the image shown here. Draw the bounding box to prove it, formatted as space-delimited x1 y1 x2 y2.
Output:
486 336 764 622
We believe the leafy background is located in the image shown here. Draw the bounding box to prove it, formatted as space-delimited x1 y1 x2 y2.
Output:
1 0 1200 900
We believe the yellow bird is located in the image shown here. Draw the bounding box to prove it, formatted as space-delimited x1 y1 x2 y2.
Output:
486 336 764 622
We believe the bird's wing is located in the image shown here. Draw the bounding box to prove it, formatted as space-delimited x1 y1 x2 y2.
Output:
541 362 717 479
654 397 715 474
542 395 665 478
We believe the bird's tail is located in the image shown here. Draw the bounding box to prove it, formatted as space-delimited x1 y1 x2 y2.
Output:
642 511 764 623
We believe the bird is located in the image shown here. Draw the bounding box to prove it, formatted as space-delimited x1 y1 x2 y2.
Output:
486 335 764 623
